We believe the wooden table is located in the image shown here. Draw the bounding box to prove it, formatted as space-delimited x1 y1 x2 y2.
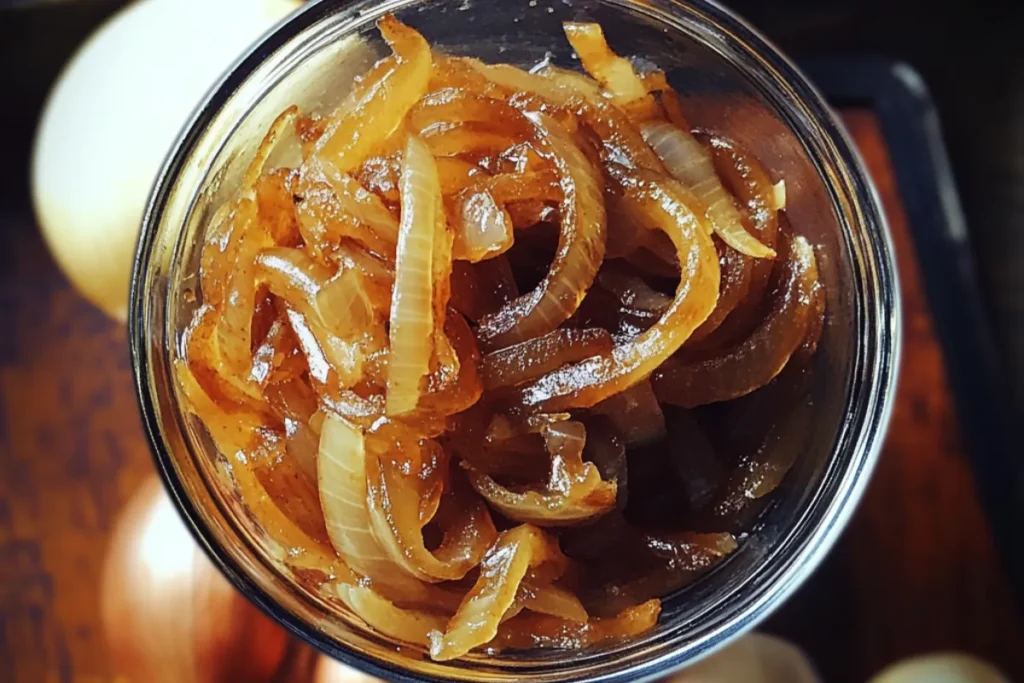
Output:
0 112 1021 683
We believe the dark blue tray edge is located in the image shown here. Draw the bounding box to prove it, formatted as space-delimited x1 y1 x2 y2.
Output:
802 57 1022 605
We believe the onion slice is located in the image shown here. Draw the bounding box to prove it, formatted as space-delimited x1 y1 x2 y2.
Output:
511 579 588 624
653 235 821 407
467 421 617 526
493 599 660 651
450 257 518 323
315 16 431 172
481 327 613 391
256 248 365 388
317 413 433 598
299 155 399 260
641 122 775 259
687 240 753 343
366 427 497 582
511 167 719 411
450 188 514 263
176 362 343 572
476 113 607 348
387 134 446 415
429 524 568 661
336 584 448 648
562 22 659 119
690 137 783 350
213 197 267 384
591 379 666 448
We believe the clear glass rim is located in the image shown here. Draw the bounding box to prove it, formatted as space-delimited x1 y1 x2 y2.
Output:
129 0 901 681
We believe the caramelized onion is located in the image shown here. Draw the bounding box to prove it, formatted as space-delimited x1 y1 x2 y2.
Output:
366 427 497 582
591 379 665 447
300 156 399 259
315 15 431 172
562 22 659 121
387 134 446 415
317 413 432 598
493 599 660 651
450 188 514 262
430 525 568 660
467 421 617 525
641 122 775 259
475 113 607 349
450 257 518 323
516 580 588 623
692 137 784 349
653 235 821 407
512 167 719 411
180 13 828 661
336 584 448 647
256 248 365 387
481 327 612 391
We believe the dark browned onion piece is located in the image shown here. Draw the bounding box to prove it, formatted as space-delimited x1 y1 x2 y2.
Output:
688 136 783 350
492 599 660 651
449 257 518 323
591 379 665 448
653 235 821 407
580 530 737 615
475 112 607 349
481 327 613 391
664 406 724 511
509 166 720 411
581 417 628 510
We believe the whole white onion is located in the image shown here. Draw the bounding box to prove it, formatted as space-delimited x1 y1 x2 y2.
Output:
869 653 1009 683
32 0 300 320
100 476 291 683
668 633 820 683
312 656 386 683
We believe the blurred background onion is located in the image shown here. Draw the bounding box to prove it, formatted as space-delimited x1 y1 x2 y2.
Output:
31 0 299 320
100 476 293 683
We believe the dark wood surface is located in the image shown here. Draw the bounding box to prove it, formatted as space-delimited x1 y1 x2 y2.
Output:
0 110 1020 682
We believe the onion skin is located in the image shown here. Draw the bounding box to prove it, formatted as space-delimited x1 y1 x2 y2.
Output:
101 477 291 683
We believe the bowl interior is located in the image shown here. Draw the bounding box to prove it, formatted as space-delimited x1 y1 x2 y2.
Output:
133 0 893 681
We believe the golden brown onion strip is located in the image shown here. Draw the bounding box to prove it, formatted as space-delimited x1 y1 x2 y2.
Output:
315 15 431 172
387 134 446 415
512 167 720 411
467 421 617 526
481 327 613 391
475 113 607 349
641 122 775 259
653 235 821 407
430 525 568 661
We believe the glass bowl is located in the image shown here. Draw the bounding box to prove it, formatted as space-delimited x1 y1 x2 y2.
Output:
129 0 900 681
